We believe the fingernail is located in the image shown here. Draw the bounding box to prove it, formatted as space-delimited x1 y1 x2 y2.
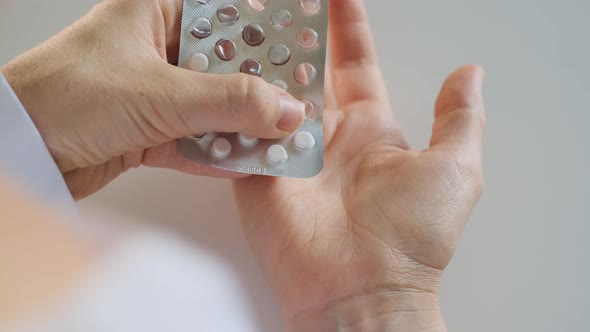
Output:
276 96 305 131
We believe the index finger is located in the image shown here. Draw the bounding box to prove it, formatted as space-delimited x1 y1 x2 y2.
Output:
159 0 185 64
329 0 390 110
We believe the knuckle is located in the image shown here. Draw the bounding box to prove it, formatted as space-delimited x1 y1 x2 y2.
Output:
479 107 487 129
461 103 487 130
227 74 274 123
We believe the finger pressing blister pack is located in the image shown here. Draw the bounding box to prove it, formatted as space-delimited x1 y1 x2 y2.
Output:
177 0 328 178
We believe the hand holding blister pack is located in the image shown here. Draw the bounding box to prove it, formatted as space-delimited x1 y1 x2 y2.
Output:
177 0 327 178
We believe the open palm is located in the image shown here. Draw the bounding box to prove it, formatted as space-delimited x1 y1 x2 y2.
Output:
233 0 486 328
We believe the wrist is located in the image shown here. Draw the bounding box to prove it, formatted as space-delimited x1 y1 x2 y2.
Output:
286 289 446 332
2 45 86 173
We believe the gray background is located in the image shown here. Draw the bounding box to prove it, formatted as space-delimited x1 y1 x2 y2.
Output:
1 1 588 331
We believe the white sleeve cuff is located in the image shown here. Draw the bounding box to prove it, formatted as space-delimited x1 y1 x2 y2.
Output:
0 72 77 213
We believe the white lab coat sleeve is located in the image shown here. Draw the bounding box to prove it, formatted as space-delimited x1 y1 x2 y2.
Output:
3 231 268 332
0 72 77 213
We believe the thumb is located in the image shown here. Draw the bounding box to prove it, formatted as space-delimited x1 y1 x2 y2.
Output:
148 62 306 140
430 65 486 169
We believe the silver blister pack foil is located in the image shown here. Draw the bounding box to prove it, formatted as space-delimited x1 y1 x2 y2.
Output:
177 0 328 178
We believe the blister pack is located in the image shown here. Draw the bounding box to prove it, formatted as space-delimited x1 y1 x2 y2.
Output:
177 0 328 178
